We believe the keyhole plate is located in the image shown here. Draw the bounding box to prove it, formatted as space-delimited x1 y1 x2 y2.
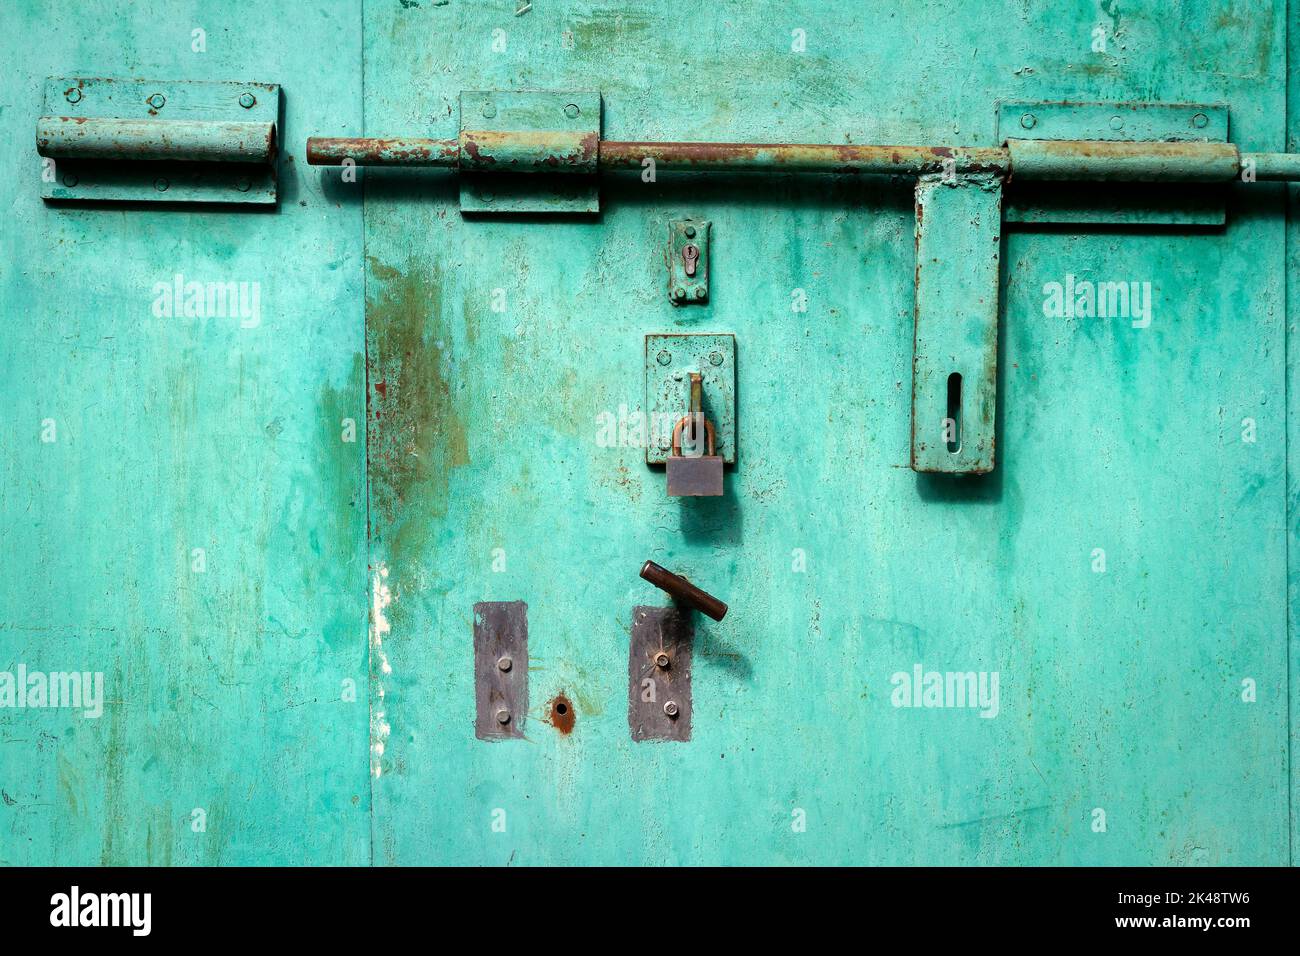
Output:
668 218 710 305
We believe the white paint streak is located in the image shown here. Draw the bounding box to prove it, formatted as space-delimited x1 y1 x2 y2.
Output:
370 564 393 779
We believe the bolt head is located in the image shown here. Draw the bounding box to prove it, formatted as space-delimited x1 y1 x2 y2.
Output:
497 656 512 672
1019 112 1036 130
235 178 252 192
496 709 511 725
147 93 166 110
481 102 497 119
673 287 686 301
1192 112 1209 129
656 350 672 366
65 89 82 104
153 177 169 192
1109 115 1124 131
61 173 78 187
684 225 696 238
663 701 679 718
239 92 257 109
695 288 707 300
563 103 580 119
654 652 671 669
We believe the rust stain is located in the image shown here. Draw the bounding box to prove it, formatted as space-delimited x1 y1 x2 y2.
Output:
548 694 575 734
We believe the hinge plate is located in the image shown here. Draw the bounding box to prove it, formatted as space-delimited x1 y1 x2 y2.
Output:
997 100 1229 225
41 77 280 205
473 601 528 740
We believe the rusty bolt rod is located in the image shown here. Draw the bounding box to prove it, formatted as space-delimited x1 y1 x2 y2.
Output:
640 561 728 622
306 133 1300 182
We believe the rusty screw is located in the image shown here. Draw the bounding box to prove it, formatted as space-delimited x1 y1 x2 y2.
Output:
663 701 679 718
497 656 512 672
496 709 511 725
654 652 671 670
640 560 728 622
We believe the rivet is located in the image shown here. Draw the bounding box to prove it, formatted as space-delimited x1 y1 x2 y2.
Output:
695 288 707 301
147 93 166 110
654 652 670 669
153 177 169 192
61 172 78 187
481 102 497 119
684 225 696 238
65 89 82 104
709 351 723 365
656 350 672 366
1019 112 1036 130
497 656 512 672
235 178 251 192
496 709 511 725
239 92 257 109
1109 115 1124 131
1192 112 1209 129
563 103 580 119
663 701 679 718
479 190 494 203
673 287 686 301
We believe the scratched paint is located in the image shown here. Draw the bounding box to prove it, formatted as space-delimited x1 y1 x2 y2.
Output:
0 0 1294 868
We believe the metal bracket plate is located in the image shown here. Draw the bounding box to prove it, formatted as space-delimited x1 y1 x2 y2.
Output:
997 100 1228 225
668 219 710 305
911 174 1003 475
459 90 601 215
629 606 692 742
473 601 528 740
41 77 280 205
645 333 736 466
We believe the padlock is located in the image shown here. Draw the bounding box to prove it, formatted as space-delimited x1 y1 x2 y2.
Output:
666 413 724 496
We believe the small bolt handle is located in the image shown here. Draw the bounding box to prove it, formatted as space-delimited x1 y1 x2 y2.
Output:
639 560 728 622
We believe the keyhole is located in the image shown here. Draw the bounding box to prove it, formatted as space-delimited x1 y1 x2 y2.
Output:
683 244 699 277
945 372 963 453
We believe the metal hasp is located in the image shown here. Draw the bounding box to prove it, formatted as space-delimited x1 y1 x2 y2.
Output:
646 333 735 468
999 101 1231 225
911 174 1003 475
665 373 725 496
472 601 528 740
669 219 709 304
38 78 280 204
629 606 693 742
639 561 728 621
459 91 601 214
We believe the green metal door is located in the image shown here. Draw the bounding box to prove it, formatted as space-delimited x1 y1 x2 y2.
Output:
2 0 1298 867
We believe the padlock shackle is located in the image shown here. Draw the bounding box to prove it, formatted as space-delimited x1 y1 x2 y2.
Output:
671 414 716 458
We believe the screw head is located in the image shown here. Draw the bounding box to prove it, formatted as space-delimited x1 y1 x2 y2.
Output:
153 177 169 192
147 93 166 110
1019 112 1036 130
656 350 672 366
497 656 512 672
65 88 82 104
1192 112 1209 129
235 178 252 192
239 92 257 109
673 287 686 301
563 103 580 119
61 172 78 187
695 288 707 300
496 709 511 725
481 102 497 119
663 701 679 718
1109 115 1124 131
684 225 696 238
654 652 671 669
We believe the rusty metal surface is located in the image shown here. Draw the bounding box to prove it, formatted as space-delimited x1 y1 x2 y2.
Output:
305 136 457 166
639 561 728 621
628 606 693 742
1007 139 1240 181
473 601 528 740
38 117 276 163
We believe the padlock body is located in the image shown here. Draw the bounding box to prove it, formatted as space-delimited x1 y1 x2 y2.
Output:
666 455 724 496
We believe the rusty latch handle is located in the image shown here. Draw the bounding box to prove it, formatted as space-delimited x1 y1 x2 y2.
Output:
640 561 728 622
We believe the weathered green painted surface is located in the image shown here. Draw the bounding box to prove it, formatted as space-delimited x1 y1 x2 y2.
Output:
2 0 1296 866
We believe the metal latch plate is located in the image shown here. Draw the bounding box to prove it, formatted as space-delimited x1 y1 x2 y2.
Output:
629 606 692 742
473 601 528 740
645 333 736 466
997 100 1229 225
41 77 280 205
668 219 710 305
459 90 601 215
